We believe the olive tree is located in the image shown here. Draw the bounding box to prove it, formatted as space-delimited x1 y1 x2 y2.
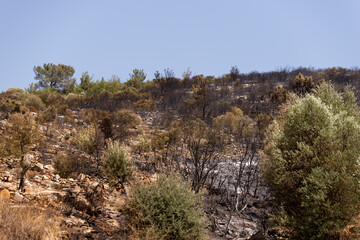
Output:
1 112 44 191
262 83 360 239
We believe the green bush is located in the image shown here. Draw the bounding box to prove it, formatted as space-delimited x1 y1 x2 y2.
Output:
0 98 23 119
25 94 45 111
65 93 84 108
125 175 207 240
73 125 103 158
112 109 141 140
99 114 113 139
133 134 151 154
102 140 132 183
4 88 27 102
63 109 75 124
44 92 64 107
262 83 360 239
37 106 57 123
53 152 86 178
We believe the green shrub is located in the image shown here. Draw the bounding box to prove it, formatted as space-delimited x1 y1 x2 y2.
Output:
53 152 86 178
25 94 45 111
102 140 132 184
99 114 113 139
112 109 141 140
4 88 27 102
44 92 64 107
125 175 207 240
56 104 68 115
73 125 103 158
37 106 57 123
262 83 360 239
133 134 151 154
64 109 75 124
0 98 23 119
65 93 84 108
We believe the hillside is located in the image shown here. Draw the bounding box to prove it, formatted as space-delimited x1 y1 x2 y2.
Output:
0 65 359 239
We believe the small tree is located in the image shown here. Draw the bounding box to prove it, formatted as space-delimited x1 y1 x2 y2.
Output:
1 112 44 191
33 63 76 93
99 114 113 139
102 139 132 185
182 119 224 193
262 83 360 239
183 76 212 120
213 108 259 211
126 68 146 89
230 65 240 82
79 71 93 91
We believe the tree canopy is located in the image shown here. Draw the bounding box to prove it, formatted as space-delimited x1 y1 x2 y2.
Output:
33 63 75 93
262 83 360 239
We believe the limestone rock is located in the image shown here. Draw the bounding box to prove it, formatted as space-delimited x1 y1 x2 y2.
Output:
44 164 55 172
13 192 24 202
33 162 44 172
77 173 86 181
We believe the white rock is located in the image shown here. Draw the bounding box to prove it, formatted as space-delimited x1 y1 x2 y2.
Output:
13 192 24 202
35 162 44 170
44 164 55 172
77 173 86 181
88 181 99 189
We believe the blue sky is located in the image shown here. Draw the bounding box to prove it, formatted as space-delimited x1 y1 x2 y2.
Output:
0 0 359 91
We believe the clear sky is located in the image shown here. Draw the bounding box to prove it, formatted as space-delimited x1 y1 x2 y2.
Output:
1 0 359 92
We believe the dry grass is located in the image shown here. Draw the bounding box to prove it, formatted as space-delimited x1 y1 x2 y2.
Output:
0 202 60 240
341 214 360 240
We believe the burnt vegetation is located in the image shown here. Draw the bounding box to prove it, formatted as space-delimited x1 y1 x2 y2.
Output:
0 64 360 239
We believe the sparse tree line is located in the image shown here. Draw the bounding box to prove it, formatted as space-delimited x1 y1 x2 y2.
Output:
0 63 359 239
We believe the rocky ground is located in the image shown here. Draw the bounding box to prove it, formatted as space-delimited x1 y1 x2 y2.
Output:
0 113 278 240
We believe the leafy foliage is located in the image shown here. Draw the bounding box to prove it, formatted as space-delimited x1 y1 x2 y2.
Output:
112 109 141 140
126 69 147 89
0 98 22 119
262 83 360 239
102 140 133 183
54 151 87 178
125 174 207 240
33 63 76 93
25 94 45 111
73 125 104 159
79 71 93 91
1 112 44 159
0 112 44 191
291 72 315 96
